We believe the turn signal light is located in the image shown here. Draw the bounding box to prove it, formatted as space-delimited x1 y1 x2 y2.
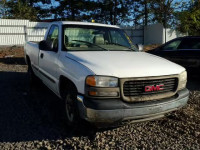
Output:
86 76 96 86
88 91 97 96
88 91 119 97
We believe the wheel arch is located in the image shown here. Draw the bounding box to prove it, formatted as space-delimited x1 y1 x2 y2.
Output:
59 75 78 99
25 55 30 65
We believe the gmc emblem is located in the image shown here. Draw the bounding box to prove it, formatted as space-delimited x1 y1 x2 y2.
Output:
145 84 164 92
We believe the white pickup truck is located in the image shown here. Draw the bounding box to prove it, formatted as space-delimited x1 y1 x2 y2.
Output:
25 21 189 126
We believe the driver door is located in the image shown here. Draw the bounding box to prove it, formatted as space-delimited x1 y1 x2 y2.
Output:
38 25 59 94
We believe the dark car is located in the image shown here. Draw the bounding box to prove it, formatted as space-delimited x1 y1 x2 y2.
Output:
148 36 200 69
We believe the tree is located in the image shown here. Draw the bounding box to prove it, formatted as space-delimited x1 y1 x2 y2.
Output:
53 0 133 25
1 0 52 21
130 0 151 26
0 0 189 29
176 0 200 35
0 0 8 18
53 0 86 21
27 0 52 20
4 0 38 20
129 0 183 27
90 0 133 25
149 0 182 28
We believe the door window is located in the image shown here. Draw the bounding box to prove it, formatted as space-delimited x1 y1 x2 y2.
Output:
178 38 200 50
162 40 181 51
46 25 59 52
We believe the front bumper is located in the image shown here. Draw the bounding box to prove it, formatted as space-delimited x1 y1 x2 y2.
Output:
77 88 189 125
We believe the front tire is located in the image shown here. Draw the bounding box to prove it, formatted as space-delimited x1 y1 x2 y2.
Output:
64 88 80 126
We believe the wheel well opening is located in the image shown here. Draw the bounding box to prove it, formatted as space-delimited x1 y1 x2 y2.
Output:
26 55 30 65
59 76 78 99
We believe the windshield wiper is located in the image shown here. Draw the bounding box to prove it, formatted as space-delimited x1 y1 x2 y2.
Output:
72 40 109 51
108 43 134 51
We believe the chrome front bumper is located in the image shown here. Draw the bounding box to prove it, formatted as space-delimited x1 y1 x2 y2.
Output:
76 88 189 125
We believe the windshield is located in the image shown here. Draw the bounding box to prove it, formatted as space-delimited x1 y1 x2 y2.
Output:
63 25 138 51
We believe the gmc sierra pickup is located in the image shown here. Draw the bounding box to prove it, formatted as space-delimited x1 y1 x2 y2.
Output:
25 21 189 126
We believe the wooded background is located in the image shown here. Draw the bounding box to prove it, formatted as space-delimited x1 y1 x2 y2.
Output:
0 0 200 35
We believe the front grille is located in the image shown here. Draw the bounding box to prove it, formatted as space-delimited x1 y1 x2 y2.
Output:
122 77 178 102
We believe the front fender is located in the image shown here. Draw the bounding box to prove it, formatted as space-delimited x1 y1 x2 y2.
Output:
57 54 95 95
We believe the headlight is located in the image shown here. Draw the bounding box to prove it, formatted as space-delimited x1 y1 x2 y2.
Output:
178 71 187 90
86 76 118 87
85 76 119 97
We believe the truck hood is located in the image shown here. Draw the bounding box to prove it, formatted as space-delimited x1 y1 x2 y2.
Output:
66 51 185 78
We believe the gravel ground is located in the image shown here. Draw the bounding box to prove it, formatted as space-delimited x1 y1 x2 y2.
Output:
0 47 199 150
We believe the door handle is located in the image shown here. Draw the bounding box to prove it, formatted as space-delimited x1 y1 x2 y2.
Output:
40 53 44 59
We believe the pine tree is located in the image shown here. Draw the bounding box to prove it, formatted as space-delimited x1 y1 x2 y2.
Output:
0 0 7 18
54 0 85 21
1 0 51 21
149 0 182 28
89 0 133 25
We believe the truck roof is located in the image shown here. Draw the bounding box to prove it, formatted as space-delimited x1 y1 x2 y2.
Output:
51 21 120 28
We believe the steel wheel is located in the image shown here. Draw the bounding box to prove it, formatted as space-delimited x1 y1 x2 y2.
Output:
65 94 75 122
64 89 80 126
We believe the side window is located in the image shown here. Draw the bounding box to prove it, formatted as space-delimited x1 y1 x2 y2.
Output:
46 25 59 52
162 40 181 51
178 38 200 50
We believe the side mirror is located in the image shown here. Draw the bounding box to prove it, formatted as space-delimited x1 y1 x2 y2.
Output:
136 44 144 52
39 40 53 51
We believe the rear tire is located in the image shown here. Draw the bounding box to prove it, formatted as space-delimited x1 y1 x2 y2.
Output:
27 62 40 86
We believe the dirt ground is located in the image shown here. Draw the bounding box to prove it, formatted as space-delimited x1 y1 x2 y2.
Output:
0 47 199 149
